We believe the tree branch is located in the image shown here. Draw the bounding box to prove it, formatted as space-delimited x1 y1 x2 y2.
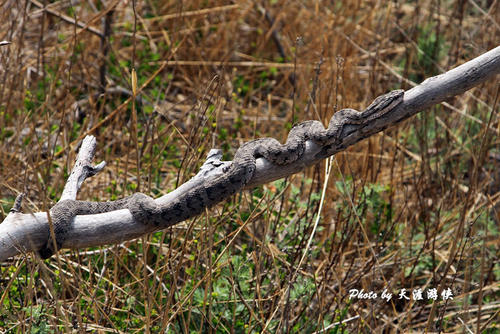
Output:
0 46 499 261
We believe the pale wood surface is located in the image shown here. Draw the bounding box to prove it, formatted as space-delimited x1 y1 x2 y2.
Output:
1 45 499 261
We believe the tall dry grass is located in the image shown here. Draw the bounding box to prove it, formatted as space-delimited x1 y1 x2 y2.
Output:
0 0 499 332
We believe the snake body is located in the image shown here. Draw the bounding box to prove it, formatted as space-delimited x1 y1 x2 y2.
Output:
40 90 404 259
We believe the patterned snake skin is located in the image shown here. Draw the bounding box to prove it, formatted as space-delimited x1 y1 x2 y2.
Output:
39 90 404 258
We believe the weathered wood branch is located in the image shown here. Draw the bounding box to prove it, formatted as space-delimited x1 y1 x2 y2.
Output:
0 46 499 261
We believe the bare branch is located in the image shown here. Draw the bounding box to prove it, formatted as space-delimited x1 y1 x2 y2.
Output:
248 45 500 187
60 135 105 201
0 46 498 261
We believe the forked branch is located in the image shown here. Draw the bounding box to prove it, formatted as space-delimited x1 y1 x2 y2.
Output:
0 46 499 261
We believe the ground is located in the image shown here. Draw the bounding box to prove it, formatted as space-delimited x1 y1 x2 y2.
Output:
0 1 499 332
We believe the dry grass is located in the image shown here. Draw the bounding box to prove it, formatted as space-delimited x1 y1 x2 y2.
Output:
1 0 499 333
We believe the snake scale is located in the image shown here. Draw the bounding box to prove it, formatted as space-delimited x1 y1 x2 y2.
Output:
39 89 404 259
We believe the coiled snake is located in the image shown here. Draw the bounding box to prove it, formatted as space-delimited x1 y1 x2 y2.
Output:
40 89 404 258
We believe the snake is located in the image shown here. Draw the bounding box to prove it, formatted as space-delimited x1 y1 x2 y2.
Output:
39 89 404 259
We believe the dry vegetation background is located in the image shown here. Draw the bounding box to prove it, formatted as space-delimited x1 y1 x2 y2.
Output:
0 0 499 333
